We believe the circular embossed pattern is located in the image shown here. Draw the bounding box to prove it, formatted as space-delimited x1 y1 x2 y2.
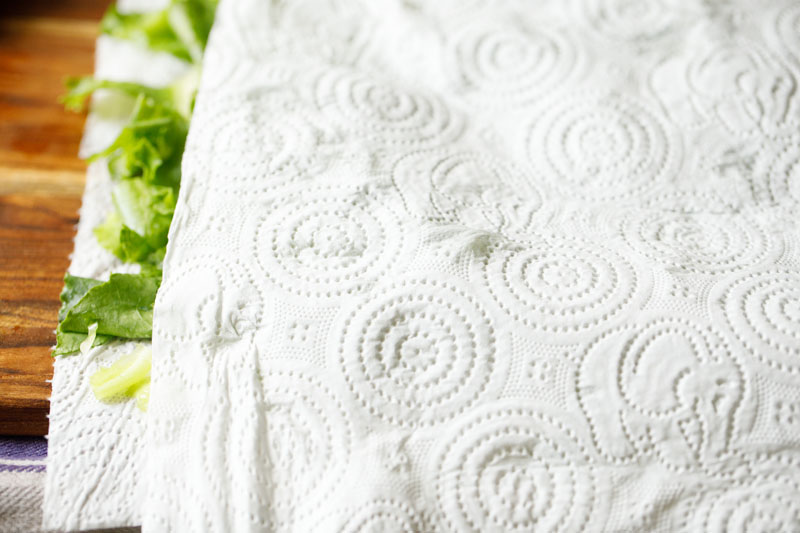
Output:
201 368 352 526
641 191 738 214
527 92 680 202
720 270 800 375
482 238 642 336
338 499 426 533
766 138 800 205
253 190 405 298
578 0 681 42
154 256 264 344
448 21 577 106
201 95 318 191
145 471 219 532
392 150 542 233
314 68 463 146
621 211 772 274
776 3 800 62
687 41 795 100
686 40 798 135
338 278 503 427
153 256 265 389
578 317 743 470
430 152 542 232
433 405 603 532
686 478 800 532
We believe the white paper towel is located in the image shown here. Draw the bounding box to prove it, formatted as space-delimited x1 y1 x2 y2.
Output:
43 18 189 531
143 0 800 531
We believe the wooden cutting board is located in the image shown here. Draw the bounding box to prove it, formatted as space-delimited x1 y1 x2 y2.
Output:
0 0 110 436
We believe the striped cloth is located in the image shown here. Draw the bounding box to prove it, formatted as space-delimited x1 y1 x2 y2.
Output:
0 437 46 533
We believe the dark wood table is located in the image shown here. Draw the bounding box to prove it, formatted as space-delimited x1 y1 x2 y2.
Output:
0 0 109 435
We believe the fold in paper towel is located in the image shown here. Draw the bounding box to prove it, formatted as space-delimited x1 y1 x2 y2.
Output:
142 0 800 531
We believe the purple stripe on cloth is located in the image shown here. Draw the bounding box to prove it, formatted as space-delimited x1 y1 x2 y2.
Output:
0 437 47 460
0 463 46 473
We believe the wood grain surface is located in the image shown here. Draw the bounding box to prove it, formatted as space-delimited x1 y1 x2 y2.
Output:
0 0 109 435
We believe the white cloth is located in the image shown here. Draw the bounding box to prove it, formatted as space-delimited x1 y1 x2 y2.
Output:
143 0 800 531
0 438 46 533
42 20 189 532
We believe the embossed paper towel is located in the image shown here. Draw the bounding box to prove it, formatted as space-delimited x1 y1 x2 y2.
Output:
43 1 189 528
145 0 800 531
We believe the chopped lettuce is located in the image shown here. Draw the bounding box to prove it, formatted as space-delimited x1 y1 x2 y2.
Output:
134 382 151 411
55 0 216 362
101 0 218 64
90 345 152 411
58 275 103 321
60 0 207 275
60 273 160 339
94 212 152 264
61 77 166 114
54 273 161 356
54 275 114 356
94 175 178 264
63 67 200 120
54 330 111 357
65 82 190 265
166 0 217 63
101 5 193 62
90 93 189 187
113 179 176 247
80 323 100 355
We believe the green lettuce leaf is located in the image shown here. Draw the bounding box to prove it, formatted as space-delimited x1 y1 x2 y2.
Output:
63 66 200 119
101 5 193 62
58 274 103 321
113 178 177 248
100 0 217 64
60 272 161 338
167 0 217 62
54 273 161 355
94 180 177 264
54 275 114 356
90 93 188 187
53 330 113 357
94 212 152 264
61 76 168 113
